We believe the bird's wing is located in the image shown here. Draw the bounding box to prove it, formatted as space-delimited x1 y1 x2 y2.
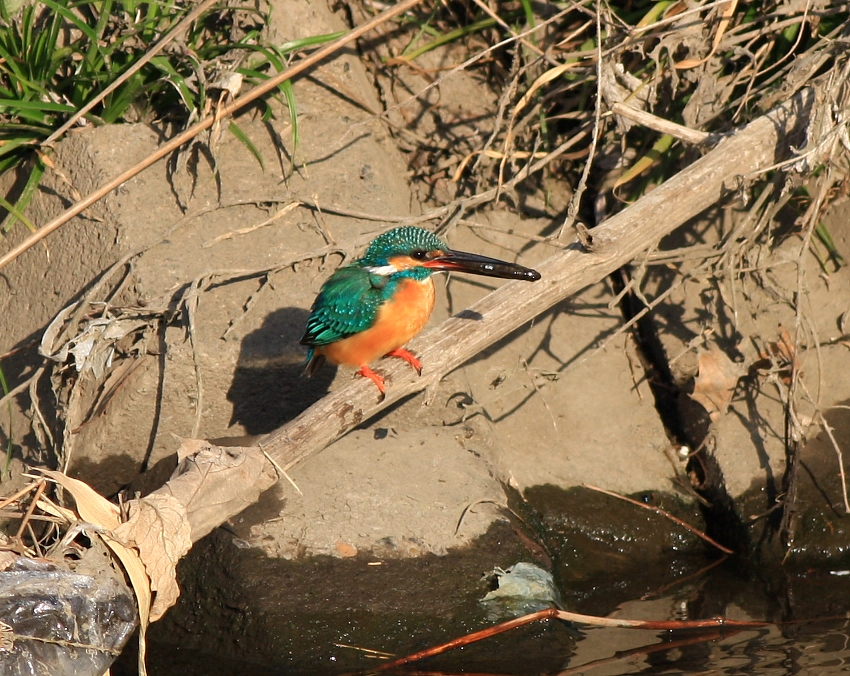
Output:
300 266 388 346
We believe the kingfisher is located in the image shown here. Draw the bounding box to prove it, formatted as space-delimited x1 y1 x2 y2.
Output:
300 226 541 397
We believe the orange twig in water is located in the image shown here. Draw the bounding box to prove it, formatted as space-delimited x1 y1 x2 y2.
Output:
0 0 428 273
376 608 767 671
582 483 734 555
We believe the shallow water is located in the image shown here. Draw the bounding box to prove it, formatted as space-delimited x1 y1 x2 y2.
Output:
563 608 850 676
131 616 850 675
121 562 850 676
112 485 850 676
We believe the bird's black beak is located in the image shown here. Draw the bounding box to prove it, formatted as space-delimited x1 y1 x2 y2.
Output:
423 249 541 281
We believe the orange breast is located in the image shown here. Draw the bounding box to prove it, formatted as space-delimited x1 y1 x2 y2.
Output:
318 277 436 367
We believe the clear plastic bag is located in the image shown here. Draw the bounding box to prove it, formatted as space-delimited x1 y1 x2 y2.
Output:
0 557 137 676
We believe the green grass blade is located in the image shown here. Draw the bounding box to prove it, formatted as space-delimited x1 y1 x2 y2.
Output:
1 154 44 232
0 121 51 135
0 98 75 114
0 137 43 160
280 79 298 159
0 156 17 174
519 0 536 43
38 0 99 43
637 1 673 27
0 43 34 93
400 17 497 62
401 3 439 56
241 44 286 72
0 191 38 232
228 121 264 171
815 221 846 270
149 56 197 111
278 31 345 54
614 133 675 189
100 71 145 123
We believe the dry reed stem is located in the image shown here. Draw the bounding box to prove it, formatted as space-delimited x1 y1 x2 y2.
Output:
582 483 734 554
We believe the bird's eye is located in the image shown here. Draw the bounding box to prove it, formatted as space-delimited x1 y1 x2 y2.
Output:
411 249 428 260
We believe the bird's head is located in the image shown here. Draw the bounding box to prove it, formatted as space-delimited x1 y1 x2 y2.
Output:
359 226 541 282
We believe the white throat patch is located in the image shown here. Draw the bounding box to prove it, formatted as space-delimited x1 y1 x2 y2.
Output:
365 264 399 276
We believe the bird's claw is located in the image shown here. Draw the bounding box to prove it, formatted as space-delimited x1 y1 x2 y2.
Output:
357 365 387 400
385 348 422 376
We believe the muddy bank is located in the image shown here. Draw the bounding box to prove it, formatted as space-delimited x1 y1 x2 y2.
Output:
1 0 849 672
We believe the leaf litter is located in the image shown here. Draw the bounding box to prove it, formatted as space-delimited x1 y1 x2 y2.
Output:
690 347 746 423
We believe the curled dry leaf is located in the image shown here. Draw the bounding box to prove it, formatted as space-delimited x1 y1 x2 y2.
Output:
690 348 745 422
754 327 799 385
114 493 192 621
673 0 739 70
39 469 120 528
174 436 209 463
513 62 580 119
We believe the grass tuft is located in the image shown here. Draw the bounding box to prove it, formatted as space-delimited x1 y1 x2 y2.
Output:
0 0 341 233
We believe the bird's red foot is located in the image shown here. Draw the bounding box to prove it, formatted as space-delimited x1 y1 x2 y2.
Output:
386 348 422 375
356 365 386 398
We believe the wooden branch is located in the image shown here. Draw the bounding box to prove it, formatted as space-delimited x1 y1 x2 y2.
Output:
610 102 716 146
151 87 813 543
258 87 814 470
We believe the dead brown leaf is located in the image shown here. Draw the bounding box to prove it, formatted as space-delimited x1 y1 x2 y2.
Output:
768 327 796 365
114 493 192 621
674 0 738 70
40 469 121 528
752 327 799 385
690 348 744 422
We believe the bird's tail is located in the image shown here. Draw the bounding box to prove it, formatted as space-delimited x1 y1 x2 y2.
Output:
303 348 326 378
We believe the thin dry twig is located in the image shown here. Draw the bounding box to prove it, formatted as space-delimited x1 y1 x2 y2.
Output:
582 483 734 554
14 480 46 540
0 481 42 512
818 411 850 513
610 103 715 145
557 3 604 240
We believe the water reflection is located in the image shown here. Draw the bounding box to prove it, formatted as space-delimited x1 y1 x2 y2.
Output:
566 618 850 675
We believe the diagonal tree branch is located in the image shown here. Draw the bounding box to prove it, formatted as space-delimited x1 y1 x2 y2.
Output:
153 86 814 544
257 88 814 474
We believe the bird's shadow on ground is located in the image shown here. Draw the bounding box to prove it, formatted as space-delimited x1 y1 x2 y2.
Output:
226 307 337 435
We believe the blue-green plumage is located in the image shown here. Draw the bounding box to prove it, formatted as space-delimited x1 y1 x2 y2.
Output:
301 228 447 350
358 227 447 267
